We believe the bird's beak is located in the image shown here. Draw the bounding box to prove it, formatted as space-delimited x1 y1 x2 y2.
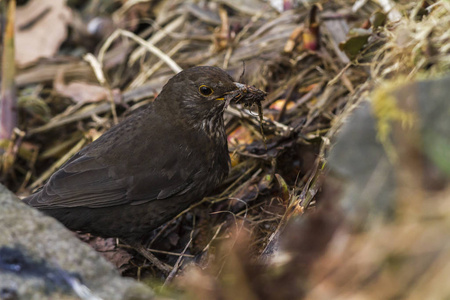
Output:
217 83 246 101
217 82 246 101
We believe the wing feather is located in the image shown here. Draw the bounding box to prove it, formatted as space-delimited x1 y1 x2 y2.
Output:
24 105 208 209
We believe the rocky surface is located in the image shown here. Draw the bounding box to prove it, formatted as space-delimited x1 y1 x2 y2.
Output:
0 184 155 300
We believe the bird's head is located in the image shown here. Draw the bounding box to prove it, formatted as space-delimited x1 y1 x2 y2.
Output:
155 66 265 137
157 66 253 116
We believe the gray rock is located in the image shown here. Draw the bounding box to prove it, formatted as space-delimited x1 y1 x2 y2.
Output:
326 75 450 227
327 101 395 227
0 184 155 300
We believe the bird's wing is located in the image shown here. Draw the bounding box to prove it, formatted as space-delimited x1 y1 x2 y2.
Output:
25 149 197 209
24 152 125 208
24 109 201 209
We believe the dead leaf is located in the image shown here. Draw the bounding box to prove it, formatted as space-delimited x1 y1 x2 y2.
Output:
54 70 116 104
15 0 72 67
228 125 254 146
269 99 295 111
80 234 133 271
284 26 303 53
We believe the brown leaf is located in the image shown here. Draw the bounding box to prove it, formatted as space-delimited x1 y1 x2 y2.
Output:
284 26 303 53
15 0 72 67
228 125 254 146
269 99 295 111
54 70 115 103
83 235 133 270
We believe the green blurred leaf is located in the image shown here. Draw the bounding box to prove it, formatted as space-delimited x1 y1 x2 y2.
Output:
339 28 371 60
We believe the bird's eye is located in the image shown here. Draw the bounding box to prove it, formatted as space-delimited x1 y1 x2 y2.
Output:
199 85 214 96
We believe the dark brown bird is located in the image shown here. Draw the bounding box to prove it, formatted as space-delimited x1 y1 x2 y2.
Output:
24 66 265 246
